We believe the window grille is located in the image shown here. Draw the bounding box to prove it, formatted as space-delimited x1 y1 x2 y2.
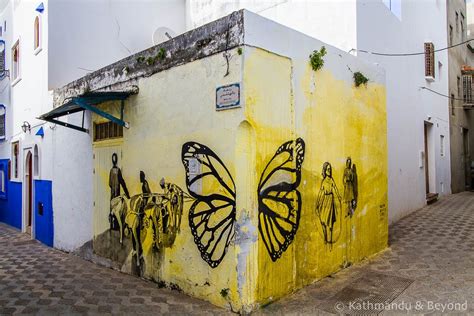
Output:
424 42 435 78
93 121 123 141
463 75 473 104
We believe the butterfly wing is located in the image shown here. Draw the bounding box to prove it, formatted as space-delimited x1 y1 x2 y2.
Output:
258 138 305 261
182 142 236 268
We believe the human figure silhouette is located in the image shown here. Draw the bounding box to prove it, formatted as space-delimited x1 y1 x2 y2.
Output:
108 153 129 230
343 157 358 217
315 162 342 246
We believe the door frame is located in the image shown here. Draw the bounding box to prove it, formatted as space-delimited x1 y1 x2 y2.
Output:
423 121 436 195
22 147 34 238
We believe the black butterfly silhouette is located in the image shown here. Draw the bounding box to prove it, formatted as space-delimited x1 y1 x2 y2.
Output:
258 138 305 261
181 142 236 268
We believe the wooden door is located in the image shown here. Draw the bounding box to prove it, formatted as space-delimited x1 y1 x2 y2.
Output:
424 124 430 194
25 151 33 235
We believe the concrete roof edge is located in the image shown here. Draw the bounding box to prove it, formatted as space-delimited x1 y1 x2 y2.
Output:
53 10 245 107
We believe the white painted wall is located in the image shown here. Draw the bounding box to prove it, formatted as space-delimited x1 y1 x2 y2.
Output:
0 0 187 250
356 0 451 222
48 0 186 89
187 0 357 52
0 1 12 159
188 0 452 224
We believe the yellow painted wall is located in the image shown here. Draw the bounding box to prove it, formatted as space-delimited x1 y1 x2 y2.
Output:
91 44 387 311
92 48 246 309
243 47 388 306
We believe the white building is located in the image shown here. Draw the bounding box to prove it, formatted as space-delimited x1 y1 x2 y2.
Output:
186 0 453 223
0 0 186 250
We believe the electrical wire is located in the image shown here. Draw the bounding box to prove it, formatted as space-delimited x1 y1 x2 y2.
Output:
419 86 474 109
351 39 474 56
420 86 465 101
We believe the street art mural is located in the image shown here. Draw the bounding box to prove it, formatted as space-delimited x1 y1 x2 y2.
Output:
257 138 306 261
181 142 236 268
315 162 342 246
107 154 185 268
315 158 359 247
342 157 358 218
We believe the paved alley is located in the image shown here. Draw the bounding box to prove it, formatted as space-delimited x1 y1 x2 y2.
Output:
259 192 474 315
0 223 229 315
1 192 474 315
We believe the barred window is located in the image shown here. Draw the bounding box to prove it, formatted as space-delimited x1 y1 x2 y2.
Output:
424 42 435 78
11 40 20 82
93 121 123 142
463 75 473 104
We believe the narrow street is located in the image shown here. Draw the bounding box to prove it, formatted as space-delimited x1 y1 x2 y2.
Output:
0 224 229 315
259 192 474 314
1 192 473 315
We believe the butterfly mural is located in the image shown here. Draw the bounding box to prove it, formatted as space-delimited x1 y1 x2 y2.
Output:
181 142 236 268
181 138 305 267
257 138 306 261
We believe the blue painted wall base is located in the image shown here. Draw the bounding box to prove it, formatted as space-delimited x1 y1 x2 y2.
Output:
0 159 22 229
34 180 54 247
0 159 54 247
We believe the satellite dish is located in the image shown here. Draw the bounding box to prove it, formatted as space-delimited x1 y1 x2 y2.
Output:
152 27 176 45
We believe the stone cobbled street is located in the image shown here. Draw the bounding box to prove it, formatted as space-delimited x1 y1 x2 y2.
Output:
1 192 474 315
0 224 230 315
259 192 474 315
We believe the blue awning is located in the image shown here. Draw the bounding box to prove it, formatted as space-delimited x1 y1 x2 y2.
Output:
38 91 134 133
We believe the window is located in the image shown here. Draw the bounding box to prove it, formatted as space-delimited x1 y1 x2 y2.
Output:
33 16 41 53
0 105 5 140
456 12 459 33
0 160 7 199
11 141 18 179
382 0 402 19
458 76 461 97
451 94 455 115
463 75 473 104
93 121 123 142
461 13 465 41
33 144 39 177
11 40 20 83
0 40 5 79
424 42 435 79
440 135 445 156
450 25 453 45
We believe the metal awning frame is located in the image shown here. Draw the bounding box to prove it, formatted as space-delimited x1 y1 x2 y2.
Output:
39 93 131 133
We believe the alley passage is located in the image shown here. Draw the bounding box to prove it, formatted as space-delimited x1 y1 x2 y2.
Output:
1 192 474 315
0 223 228 315
259 192 474 314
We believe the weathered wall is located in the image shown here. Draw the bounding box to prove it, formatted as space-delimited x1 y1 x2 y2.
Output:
242 44 387 305
447 0 472 193
89 44 387 311
55 10 387 312
91 48 246 309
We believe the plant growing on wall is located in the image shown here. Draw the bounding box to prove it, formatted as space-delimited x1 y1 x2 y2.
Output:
353 71 369 87
156 48 166 61
309 46 327 72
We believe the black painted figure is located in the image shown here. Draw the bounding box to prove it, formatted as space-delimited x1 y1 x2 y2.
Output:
160 178 183 235
140 171 151 206
343 157 358 217
108 153 130 231
315 162 342 246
